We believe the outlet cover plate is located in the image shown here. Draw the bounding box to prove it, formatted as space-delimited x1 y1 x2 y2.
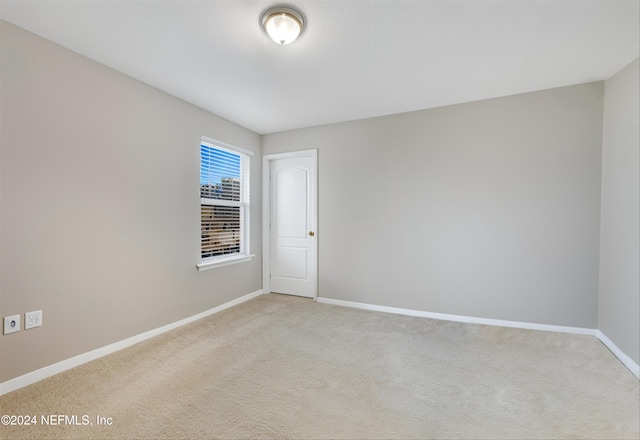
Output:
4 314 21 334
25 310 43 329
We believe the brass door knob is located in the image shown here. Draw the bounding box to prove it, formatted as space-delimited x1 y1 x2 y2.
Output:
308 231 315 236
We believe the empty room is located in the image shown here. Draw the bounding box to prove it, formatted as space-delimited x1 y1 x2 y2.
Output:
0 1 638 439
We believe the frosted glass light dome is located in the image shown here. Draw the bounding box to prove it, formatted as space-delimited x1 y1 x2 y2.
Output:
262 7 304 45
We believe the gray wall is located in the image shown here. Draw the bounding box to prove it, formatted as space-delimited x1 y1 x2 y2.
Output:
3 18 634 384
0 21 262 382
263 82 604 329
599 58 640 365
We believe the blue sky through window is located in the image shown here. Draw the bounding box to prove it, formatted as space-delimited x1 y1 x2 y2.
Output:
200 144 240 185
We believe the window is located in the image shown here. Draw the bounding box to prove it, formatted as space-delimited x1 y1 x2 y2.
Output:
197 138 252 270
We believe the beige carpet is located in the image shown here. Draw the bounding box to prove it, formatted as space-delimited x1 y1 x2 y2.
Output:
1 293 638 439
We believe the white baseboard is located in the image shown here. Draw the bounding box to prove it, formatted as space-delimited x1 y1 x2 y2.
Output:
596 330 640 379
317 297 639 378
0 289 264 396
317 297 597 335
4 291 636 396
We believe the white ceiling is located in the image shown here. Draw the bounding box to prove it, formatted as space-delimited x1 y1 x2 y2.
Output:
1 0 638 134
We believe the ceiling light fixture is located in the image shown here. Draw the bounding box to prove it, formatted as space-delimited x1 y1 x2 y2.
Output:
261 7 304 45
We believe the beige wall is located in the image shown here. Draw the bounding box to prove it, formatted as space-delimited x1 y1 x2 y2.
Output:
599 58 640 365
263 82 604 329
0 21 262 382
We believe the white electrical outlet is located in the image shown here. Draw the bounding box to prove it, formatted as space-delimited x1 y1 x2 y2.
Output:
4 314 21 335
25 310 43 329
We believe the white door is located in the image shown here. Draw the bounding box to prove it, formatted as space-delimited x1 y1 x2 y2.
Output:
269 155 317 298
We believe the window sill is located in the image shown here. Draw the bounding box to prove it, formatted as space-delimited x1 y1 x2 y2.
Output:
197 254 255 271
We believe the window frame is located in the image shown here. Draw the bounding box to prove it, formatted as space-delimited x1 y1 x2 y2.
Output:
197 137 254 271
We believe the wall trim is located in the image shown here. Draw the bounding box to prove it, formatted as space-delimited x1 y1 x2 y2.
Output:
0 289 265 396
596 330 640 378
317 297 597 334
317 296 639 378
3 291 636 396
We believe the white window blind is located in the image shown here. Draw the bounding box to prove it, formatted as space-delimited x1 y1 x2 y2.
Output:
200 140 250 264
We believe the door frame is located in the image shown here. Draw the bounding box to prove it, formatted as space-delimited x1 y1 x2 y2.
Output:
262 149 318 299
